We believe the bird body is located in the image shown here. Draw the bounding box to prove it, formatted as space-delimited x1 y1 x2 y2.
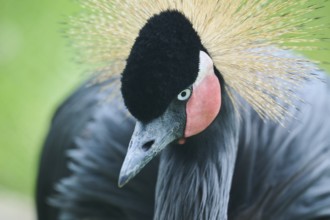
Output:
36 1 330 219
37 68 330 219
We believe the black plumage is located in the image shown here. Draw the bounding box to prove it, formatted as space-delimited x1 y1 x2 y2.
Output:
36 78 158 220
37 71 330 219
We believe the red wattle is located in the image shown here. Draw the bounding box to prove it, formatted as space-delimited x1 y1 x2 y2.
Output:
184 74 221 137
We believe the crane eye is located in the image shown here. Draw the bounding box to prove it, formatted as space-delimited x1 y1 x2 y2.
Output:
177 88 192 101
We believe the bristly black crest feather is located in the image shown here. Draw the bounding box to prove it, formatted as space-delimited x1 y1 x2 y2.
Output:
121 10 202 122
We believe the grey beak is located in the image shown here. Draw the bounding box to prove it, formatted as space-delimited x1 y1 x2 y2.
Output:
118 105 185 187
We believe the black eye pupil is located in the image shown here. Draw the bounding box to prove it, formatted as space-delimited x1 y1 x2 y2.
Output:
181 91 187 97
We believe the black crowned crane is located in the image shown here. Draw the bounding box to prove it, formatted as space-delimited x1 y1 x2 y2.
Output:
36 1 330 220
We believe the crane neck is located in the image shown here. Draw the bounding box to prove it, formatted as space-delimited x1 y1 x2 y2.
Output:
154 87 239 220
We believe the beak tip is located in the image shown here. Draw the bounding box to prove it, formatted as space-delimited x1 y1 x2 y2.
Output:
118 175 129 188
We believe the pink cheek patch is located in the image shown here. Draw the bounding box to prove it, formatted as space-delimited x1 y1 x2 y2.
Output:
184 74 221 137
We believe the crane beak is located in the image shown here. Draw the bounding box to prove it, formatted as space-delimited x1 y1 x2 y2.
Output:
118 106 185 187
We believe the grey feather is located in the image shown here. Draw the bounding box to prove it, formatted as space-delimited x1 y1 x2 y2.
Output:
37 65 330 219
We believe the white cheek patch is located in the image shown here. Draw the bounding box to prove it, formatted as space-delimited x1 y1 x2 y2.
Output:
194 51 215 87
184 50 221 138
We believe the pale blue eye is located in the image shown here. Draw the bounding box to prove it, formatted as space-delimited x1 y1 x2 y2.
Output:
177 88 191 101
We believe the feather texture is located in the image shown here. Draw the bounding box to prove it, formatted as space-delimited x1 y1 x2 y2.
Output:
66 0 329 121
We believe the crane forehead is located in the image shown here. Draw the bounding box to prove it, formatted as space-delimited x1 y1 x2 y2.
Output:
121 10 202 122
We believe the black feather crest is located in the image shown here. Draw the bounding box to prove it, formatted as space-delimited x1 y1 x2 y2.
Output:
121 10 202 122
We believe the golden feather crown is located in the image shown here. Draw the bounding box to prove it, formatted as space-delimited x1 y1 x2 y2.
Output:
67 0 329 122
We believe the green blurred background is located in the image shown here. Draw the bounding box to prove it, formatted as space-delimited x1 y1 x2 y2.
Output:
0 0 84 197
0 0 329 217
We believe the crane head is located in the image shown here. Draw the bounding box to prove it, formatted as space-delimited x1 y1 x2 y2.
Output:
119 11 221 187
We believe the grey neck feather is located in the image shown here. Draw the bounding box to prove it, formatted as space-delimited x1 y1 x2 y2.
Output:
154 90 239 220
